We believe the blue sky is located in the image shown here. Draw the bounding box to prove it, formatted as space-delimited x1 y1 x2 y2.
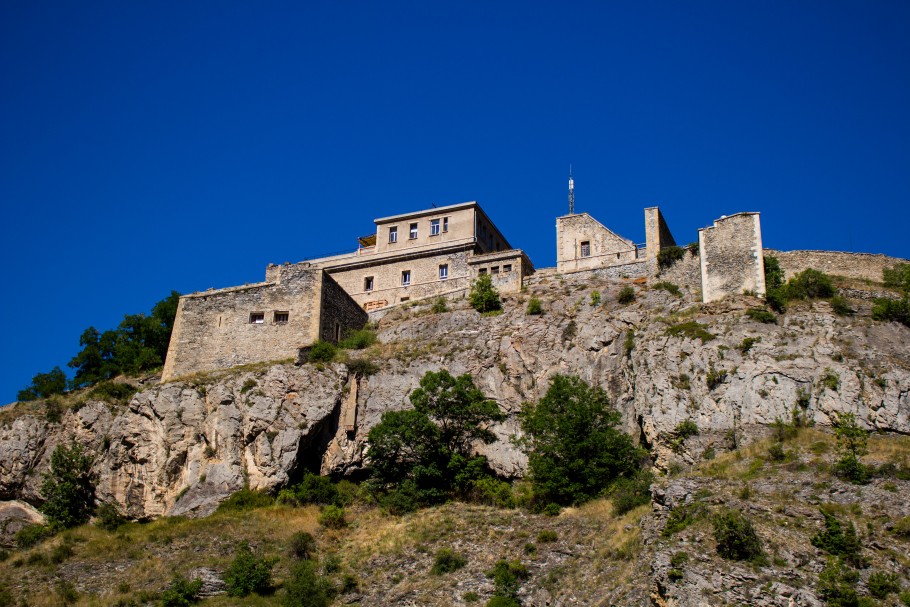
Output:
2 1 908 403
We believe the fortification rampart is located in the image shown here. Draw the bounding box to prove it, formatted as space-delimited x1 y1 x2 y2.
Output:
699 213 765 303
766 250 908 284
657 250 702 295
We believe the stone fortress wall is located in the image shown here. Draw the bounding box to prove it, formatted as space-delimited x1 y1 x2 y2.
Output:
161 266 366 381
766 249 908 284
699 213 765 303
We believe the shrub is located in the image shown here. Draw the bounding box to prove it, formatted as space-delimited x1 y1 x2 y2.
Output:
617 286 636 304
0 584 11 607
307 341 337 363
517 375 647 507
590 290 601 306
431 548 467 575
830 296 854 316
41 442 97 529
318 505 347 529
346 358 379 377
811 509 863 567
88 381 138 403
160 574 202 607
486 598 521 607
883 262 910 292
706 367 727 390
867 571 901 599
95 501 127 531
470 476 515 508
674 420 699 440
15 524 54 548
817 557 860 607
765 288 787 313
224 542 275 597
339 329 377 350
746 308 776 324
469 274 502 313
610 471 654 515
624 330 635 357
653 281 681 297
431 297 448 314
526 297 543 315
664 321 715 343
787 268 836 300
293 472 340 506
217 489 274 513
288 531 317 560
738 336 761 353
872 297 910 327
893 515 910 538
537 530 558 543
711 510 763 561
820 369 840 391
670 551 689 567
283 560 333 607
486 559 529 600
657 246 685 270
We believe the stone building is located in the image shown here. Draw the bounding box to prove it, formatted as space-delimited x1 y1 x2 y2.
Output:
305 201 533 310
161 265 368 381
554 203 765 304
555 207 676 274
162 201 529 380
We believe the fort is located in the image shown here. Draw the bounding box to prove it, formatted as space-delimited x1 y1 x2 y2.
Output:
160 182 802 381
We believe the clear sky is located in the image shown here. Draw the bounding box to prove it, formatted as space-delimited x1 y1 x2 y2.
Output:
2 1 909 404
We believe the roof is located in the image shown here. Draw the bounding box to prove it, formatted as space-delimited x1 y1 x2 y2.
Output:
373 201 478 224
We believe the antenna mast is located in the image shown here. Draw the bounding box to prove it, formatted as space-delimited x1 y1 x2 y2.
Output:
568 165 575 215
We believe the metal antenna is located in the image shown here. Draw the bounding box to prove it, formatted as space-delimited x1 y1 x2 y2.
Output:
568 165 575 215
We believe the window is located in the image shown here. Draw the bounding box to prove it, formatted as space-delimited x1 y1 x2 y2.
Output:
491 266 500 275
430 219 440 235
409 223 418 239
274 311 289 323
401 270 411 286
389 226 398 243
503 264 512 273
439 264 448 280
364 276 374 292
478 268 487 275
249 312 264 324
581 241 591 257
443 217 449 232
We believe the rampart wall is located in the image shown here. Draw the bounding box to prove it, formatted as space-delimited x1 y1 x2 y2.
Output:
644 207 676 259
657 250 702 296
766 250 908 283
699 213 765 303
556 213 638 273
319 273 370 342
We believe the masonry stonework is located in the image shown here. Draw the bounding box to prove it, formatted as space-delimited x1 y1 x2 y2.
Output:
644 207 677 259
555 213 639 273
162 267 366 381
699 213 765 303
766 250 908 284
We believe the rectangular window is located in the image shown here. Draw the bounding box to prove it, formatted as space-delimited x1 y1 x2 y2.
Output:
478 268 487 275
439 264 448 280
249 312 264 324
430 219 440 235
443 217 449 232
274 311 289 323
364 276 374 292
503 264 512 273
409 223 418 239
401 270 411 286
389 226 398 243
491 266 500 275
581 241 591 257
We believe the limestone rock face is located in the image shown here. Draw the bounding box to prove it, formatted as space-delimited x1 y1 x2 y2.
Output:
1 271 909 518
0 499 45 547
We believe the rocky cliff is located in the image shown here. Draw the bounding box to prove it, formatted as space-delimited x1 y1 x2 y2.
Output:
2 269 909 524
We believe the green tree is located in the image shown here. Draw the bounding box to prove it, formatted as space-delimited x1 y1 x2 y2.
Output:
763 255 784 290
40 442 97 529
469 274 501 313
517 375 647 507
786 268 835 300
17 366 68 401
367 370 504 507
711 510 763 561
224 542 275 597
832 412 869 484
882 262 910 292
